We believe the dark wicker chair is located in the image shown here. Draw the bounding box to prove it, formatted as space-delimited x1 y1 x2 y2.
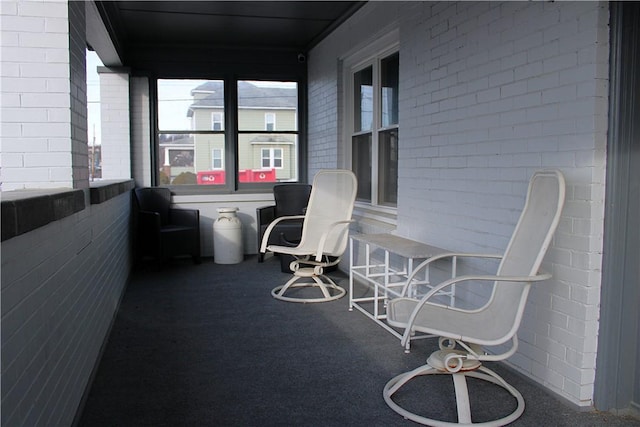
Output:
133 187 201 266
256 184 312 263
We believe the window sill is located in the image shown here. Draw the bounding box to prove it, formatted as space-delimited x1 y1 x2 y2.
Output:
353 202 397 228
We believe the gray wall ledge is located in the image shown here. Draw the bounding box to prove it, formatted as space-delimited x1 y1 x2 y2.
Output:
1 180 134 242
89 179 134 205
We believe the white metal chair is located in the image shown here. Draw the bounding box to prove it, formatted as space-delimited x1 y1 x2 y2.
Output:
260 169 357 303
383 170 566 426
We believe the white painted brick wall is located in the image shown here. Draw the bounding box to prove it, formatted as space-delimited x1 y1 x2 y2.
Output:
306 2 407 180
68 0 89 189
308 1 609 408
99 69 131 179
1 192 132 426
130 76 152 187
0 0 86 190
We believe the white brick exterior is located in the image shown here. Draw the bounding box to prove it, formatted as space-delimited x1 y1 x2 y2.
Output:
0 0 88 190
308 1 609 408
99 68 131 179
130 76 152 187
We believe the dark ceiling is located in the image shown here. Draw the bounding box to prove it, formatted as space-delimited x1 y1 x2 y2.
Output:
97 1 364 62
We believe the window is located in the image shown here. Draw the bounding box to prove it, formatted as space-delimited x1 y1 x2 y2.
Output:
346 44 399 207
238 80 299 183
157 79 224 185
261 148 283 169
156 79 300 187
211 148 223 169
212 112 223 131
265 113 276 131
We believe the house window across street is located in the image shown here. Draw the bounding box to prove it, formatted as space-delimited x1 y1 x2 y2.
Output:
211 112 223 131
261 148 283 169
211 148 223 169
265 113 276 131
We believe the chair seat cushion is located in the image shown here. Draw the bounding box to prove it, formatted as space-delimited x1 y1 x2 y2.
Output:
160 225 196 233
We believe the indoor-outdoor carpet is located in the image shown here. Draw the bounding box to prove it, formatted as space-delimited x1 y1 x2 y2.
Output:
77 256 640 426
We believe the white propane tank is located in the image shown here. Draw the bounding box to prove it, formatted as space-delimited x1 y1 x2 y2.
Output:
213 207 243 264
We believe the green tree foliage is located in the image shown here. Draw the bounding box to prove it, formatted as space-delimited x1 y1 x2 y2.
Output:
172 172 197 185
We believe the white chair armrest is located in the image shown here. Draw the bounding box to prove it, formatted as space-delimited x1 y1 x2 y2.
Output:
399 272 552 348
259 214 306 253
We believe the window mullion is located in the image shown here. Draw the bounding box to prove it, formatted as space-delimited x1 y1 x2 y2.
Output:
226 76 237 189
371 59 381 206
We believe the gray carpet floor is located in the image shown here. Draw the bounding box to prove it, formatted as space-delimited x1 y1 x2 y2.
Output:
78 256 640 426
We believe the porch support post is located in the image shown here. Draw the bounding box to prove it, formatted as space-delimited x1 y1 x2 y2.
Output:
98 66 131 179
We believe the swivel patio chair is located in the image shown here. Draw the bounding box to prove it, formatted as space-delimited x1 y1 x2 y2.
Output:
256 183 312 263
260 169 357 303
383 170 565 426
134 187 201 266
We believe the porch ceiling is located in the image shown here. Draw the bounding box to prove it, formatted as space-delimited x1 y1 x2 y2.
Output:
95 1 364 65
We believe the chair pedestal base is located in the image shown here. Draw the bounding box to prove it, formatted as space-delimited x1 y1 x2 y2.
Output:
383 352 524 426
271 267 346 303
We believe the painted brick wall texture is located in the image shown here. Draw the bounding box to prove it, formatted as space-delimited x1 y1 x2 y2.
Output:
99 70 131 179
1 192 132 426
0 2 122 423
68 0 89 189
308 1 608 407
0 0 88 190
130 77 152 187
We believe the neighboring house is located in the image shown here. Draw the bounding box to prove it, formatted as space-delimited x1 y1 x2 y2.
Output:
157 134 195 184
165 80 299 185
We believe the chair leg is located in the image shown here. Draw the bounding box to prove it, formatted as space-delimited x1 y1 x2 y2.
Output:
258 252 264 263
383 362 525 426
453 373 472 424
271 268 346 303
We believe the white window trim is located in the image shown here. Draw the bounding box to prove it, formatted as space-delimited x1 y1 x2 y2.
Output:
342 29 399 218
211 112 224 131
265 112 276 131
211 148 224 170
261 147 283 169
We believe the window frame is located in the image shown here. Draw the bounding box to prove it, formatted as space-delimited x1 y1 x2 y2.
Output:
211 112 224 131
153 76 306 193
261 147 284 169
211 148 224 170
265 112 276 131
342 30 399 215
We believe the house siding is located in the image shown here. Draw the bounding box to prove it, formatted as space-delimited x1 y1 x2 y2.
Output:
308 1 609 408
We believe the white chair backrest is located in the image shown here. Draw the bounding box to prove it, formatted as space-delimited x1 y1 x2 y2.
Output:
298 170 358 256
487 170 566 338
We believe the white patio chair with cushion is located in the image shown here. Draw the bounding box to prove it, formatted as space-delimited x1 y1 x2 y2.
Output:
260 169 357 303
383 170 565 426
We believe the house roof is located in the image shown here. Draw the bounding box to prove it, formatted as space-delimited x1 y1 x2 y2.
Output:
188 81 297 116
